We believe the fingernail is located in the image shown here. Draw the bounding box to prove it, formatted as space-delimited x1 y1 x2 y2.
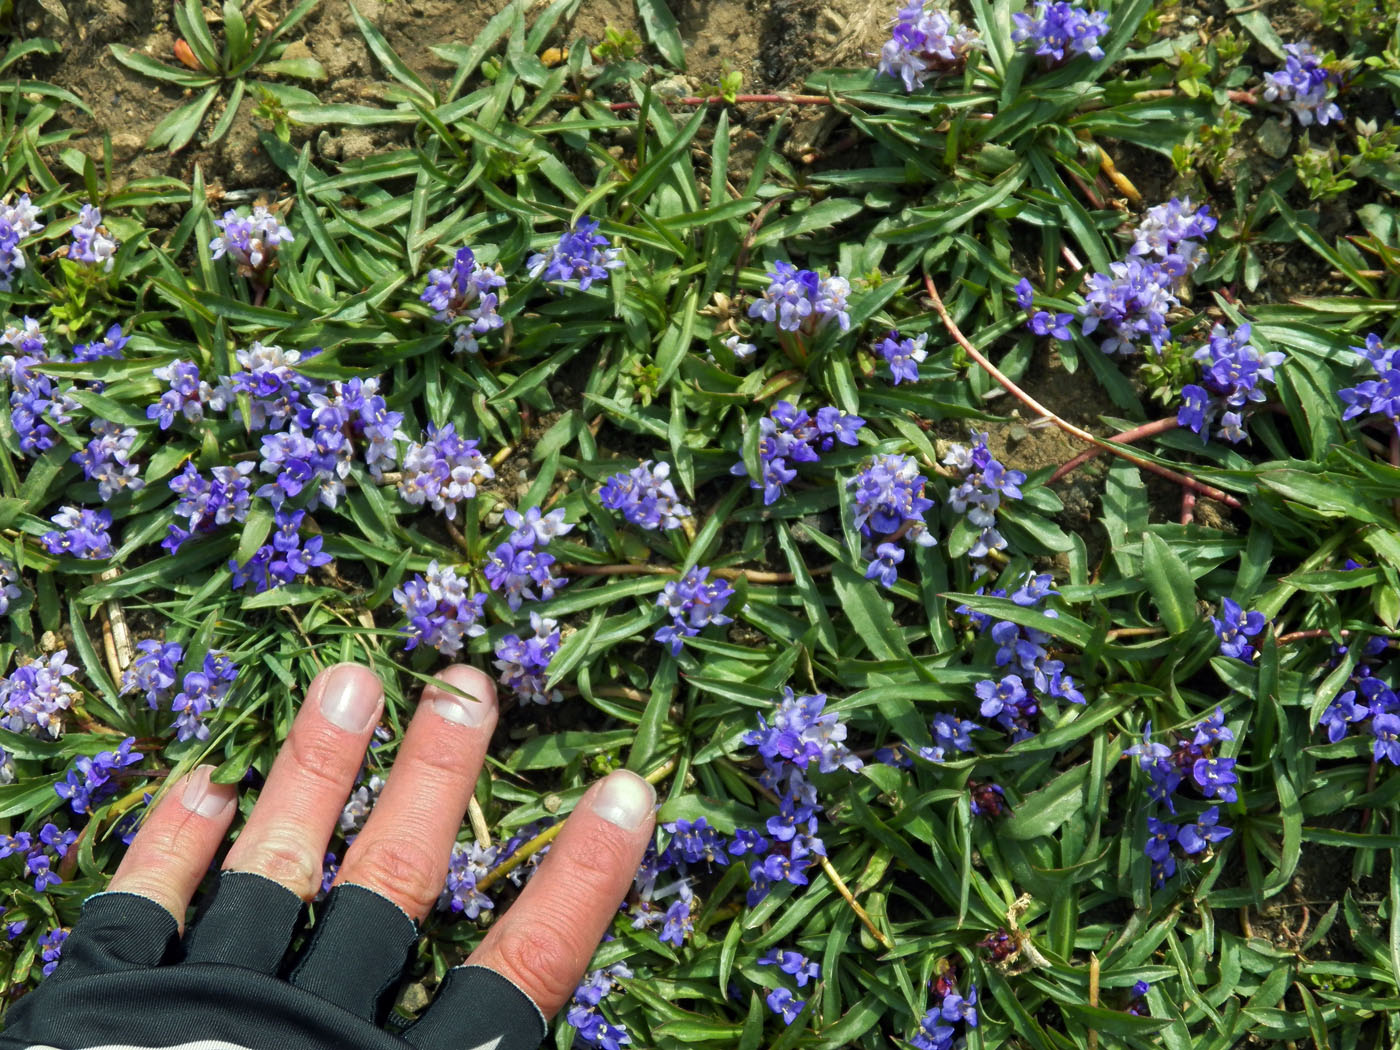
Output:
319 663 383 733
591 771 655 830
180 765 236 820
427 668 493 727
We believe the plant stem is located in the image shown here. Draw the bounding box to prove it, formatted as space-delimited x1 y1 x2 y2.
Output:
561 562 831 583
923 273 1243 510
605 93 839 112
818 852 894 950
1050 416 1181 482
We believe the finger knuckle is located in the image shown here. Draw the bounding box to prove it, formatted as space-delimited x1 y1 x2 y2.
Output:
233 830 322 900
287 724 362 786
491 912 583 1010
343 833 445 918
550 830 633 893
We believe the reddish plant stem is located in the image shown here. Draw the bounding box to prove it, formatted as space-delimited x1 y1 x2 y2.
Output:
1275 628 1351 645
1050 416 1181 482
1067 169 1105 209
923 273 1244 510
1132 88 1257 105
1180 487 1196 526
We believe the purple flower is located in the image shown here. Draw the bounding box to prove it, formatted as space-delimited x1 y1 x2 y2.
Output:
659 895 694 946
1372 712 1400 765
1029 310 1074 340
1011 1 1109 62
766 987 805 1024
943 432 1026 559
654 567 736 655
1262 41 1343 126
494 612 562 705
439 839 498 918
221 342 318 432
1079 256 1179 356
909 1006 957 1050
73 420 144 501
210 205 293 278
734 401 864 505
744 688 864 776
748 261 851 333
395 561 489 655
148 360 212 430
599 461 691 530
940 985 978 1026
1131 198 1215 275
0 558 23 617
0 193 43 290
54 737 142 814
230 508 333 593
526 218 623 291
398 423 495 521
167 651 238 742
420 246 507 354
1178 323 1285 444
38 926 67 977
164 461 255 554
1339 333 1400 436
0 651 78 739
1319 691 1366 743
865 541 906 588
875 330 928 385
1176 806 1232 855
1211 597 1266 662
876 2 982 91
121 640 184 711
848 452 936 546
71 324 129 363
568 964 633 1049
1014 278 1034 309
1191 755 1238 802
68 204 117 270
41 506 115 560
758 947 821 987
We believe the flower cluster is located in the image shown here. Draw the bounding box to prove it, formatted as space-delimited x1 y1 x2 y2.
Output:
222 342 316 431
909 968 979 1050
73 420 144 501
1011 1 1109 63
398 424 494 521
210 205 294 280
1080 257 1179 357
875 330 928 385
567 964 633 1049
72 324 129 363
1130 198 1216 277
439 839 499 919
0 193 44 290
494 612 562 705
3 321 63 457
0 824 77 893
629 825 706 947
0 558 22 617
1125 709 1237 885
849 453 938 568
960 572 1085 741
421 246 507 354
1263 42 1343 127
0 652 78 739
759 947 820 1023
38 926 67 977
876 2 982 91
69 204 117 270
1339 333 1400 437
54 738 142 815
1211 598 1266 662
121 642 239 742
735 401 865 505
339 773 384 833
230 508 332 592
943 432 1026 560
163 462 255 554
654 567 736 655
394 561 488 656
748 262 851 334
527 218 623 291
148 360 212 429
877 710 981 767
1317 637 1398 764
1178 323 1285 444
41 506 114 560
598 461 692 531
739 688 863 905
484 506 573 611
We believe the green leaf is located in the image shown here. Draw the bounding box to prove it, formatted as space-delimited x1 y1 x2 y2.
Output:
636 0 687 70
1141 531 1196 635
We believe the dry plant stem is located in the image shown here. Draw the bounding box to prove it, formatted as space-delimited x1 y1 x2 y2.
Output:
923 273 1244 509
1049 416 1182 482
1094 146 1142 205
477 756 679 894
1275 628 1352 645
818 852 894 950
468 796 492 849
1105 626 1167 640
1133 87 1257 105
444 518 473 557
1086 954 1101 1050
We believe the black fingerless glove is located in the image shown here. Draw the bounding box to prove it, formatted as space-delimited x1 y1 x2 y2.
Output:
1 872 546 1050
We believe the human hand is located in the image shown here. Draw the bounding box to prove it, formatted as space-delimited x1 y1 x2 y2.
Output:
1 662 657 1050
